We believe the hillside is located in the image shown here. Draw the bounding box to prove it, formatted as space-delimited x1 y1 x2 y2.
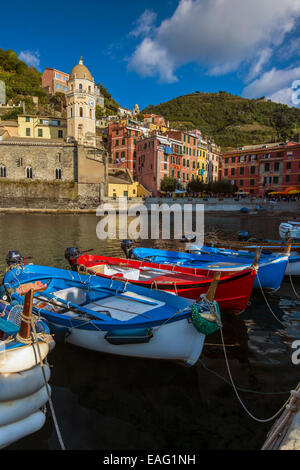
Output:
142 91 300 149
0 48 119 120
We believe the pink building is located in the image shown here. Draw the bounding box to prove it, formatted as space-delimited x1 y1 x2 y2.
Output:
42 68 69 94
136 134 183 196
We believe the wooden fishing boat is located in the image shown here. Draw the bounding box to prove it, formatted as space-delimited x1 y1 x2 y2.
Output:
279 221 300 240
203 238 300 253
188 241 300 276
65 247 258 315
3 263 221 366
123 241 289 292
0 290 54 449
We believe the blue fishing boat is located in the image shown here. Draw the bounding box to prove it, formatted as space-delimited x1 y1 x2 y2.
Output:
124 243 288 292
193 243 300 277
3 263 221 366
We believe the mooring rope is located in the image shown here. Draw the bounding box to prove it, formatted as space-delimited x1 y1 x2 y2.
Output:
256 272 285 326
287 258 300 299
219 326 290 423
31 319 66 450
198 359 291 395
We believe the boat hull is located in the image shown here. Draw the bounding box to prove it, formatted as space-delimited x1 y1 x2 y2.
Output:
52 316 205 366
131 247 287 292
279 222 300 240
4 265 208 366
74 255 256 315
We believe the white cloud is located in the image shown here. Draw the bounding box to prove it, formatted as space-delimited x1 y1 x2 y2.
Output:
129 9 157 38
267 87 294 106
128 0 300 82
128 37 178 83
19 50 40 70
243 66 300 102
246 48 272 82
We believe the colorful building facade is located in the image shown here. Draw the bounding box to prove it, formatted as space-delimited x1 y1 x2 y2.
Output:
108 120 149 178
221 142 300 196
135 134 183 196
18 115 67 139
42 68 69 94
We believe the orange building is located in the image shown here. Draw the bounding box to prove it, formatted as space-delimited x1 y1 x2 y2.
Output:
42 68 69 94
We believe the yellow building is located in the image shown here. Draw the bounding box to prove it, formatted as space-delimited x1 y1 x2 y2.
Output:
18 115 67 139
108 168 152 199
197 142 207 182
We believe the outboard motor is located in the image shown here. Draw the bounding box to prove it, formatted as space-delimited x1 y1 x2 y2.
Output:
121 239 134 259
180 233 196 243
6 250 24 267
64 247 81 269
237 231 249 241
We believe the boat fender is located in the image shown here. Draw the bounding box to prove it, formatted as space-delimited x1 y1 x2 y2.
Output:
191 303 221 335
104 327 153 345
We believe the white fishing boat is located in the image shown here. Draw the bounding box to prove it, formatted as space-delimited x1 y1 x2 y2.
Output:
279 221 300 240
4 264 222 367
0 290 54 449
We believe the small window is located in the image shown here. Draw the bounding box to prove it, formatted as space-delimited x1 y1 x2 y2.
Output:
26 128 30 136
58 130 63 138
38 128 43 137
55 168 62 180
80 107 83 117
26 167 33 179
25 117 30 122
0 165 6 177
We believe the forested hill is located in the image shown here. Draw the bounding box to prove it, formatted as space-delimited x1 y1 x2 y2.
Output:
0 48 119 119
142 91 300 149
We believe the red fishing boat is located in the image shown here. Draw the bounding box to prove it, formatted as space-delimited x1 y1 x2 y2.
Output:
65 248 259 315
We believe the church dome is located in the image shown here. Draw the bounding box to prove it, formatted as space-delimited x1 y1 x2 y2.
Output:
70 57 93 81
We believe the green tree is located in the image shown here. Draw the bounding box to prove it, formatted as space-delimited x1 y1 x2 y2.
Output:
160 177 177 192
187 177 205 193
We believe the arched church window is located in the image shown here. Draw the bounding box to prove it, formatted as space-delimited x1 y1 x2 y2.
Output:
55 168 62 180
26 167 33 179
0 165 6 177
79 83 83 91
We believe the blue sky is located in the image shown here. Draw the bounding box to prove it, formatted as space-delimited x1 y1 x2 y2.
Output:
2 0 300 110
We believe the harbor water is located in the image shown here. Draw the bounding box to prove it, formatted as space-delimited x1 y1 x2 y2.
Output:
1 212 299 450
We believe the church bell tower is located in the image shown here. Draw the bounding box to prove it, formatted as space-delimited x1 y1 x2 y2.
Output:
66 57 98 147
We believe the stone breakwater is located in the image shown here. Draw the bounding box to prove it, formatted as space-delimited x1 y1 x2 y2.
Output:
0 197 298 214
